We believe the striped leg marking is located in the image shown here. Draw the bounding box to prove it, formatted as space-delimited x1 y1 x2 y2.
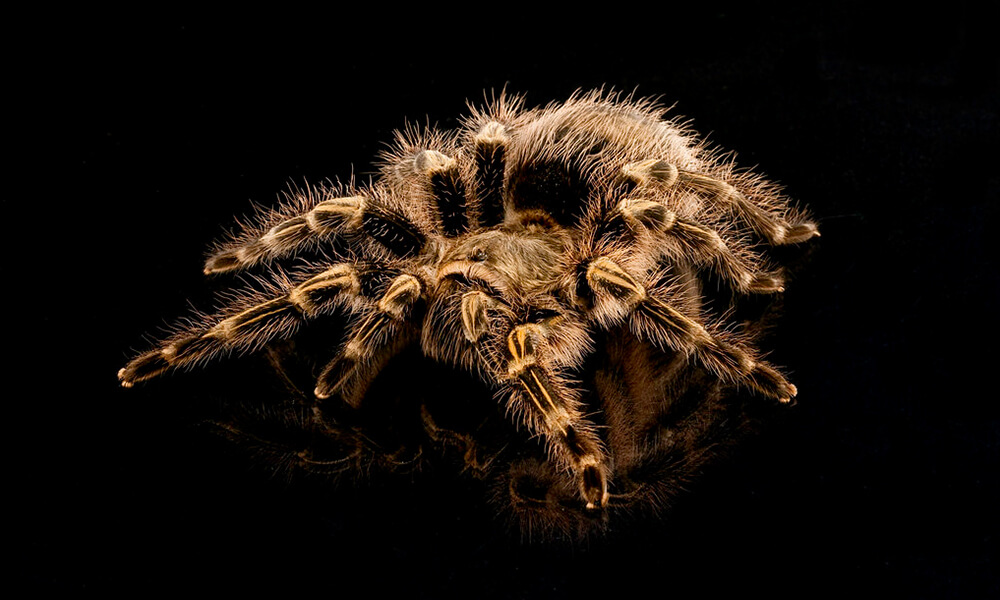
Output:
118 265 360 387
460 290 495 344
314 274 423 402
416 150 469 237
473 121 508 228
585 257 796 403
505 325 609 510
617 159 819 245
204 195 427 274
205 197 366 274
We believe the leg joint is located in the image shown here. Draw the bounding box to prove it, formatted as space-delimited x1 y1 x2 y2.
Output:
586 257 647 303
377 274 423 318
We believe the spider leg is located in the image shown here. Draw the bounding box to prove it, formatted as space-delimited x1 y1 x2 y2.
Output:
599 197 785 294
313 273 424 406
212 420 362 478
667 215 785 293
618 159 819 246
461 292 609 510
419 404 498 478
403 121 508 235
585 256 797 403
119 263 366 387
471 121 508 228
204 193 427 275
413 150 469 237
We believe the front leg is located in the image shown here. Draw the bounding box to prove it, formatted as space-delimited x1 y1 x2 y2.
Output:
119 264 364 387
314 273 424 405
461 292 609 510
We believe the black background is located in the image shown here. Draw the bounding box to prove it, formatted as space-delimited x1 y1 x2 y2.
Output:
15 5 997 596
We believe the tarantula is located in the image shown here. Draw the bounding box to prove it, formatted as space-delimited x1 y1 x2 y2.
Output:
119 90 817 537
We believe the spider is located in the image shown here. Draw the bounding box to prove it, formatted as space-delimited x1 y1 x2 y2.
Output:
119 90 818 538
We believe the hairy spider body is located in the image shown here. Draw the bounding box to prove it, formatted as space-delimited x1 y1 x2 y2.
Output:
120 90 817 537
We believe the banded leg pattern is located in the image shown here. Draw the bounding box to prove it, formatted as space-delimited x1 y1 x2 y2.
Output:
473 121 508 228
598 198 783 294
461 293 610 509
415 150 469 237
504 325 609 510
618 159 819 246
315 273 424 403
667 217 785 293
585 257 796 402
204 195 427 275
119 265 362 387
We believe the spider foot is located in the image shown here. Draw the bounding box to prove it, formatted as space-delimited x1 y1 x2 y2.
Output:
314 355 354 402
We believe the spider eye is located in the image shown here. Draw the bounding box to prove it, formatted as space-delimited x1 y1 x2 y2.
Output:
526 307 561 323
469 248 488 262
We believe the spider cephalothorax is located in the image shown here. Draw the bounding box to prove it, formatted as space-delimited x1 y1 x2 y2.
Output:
119 90 818 537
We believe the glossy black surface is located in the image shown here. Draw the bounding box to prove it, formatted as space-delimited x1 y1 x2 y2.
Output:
16 5 997 596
